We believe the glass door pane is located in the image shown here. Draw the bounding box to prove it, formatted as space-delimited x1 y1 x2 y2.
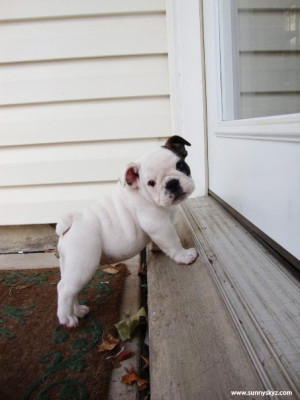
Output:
219 0 300 120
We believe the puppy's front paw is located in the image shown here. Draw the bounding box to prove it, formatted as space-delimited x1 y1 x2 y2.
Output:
174 248 198 265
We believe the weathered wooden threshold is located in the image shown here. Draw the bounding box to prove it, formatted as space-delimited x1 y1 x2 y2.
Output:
147 196 299 400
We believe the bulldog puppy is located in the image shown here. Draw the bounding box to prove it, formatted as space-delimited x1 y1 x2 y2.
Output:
56 136 198 327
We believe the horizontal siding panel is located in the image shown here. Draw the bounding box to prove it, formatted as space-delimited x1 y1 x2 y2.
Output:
0 14 167 63
239 10 300 51
0 138 166 186
0 139 164 164
0 200 103 225
0 182 116 225
0 158 128 186
240 53 300 92
0 98 171 146
241 93 300 118
0 0 165 20
238 0 300 10
0 56 169 106
0 183 114 203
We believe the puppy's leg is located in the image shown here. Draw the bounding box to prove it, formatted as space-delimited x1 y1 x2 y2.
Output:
150 207 178 253
150 242 162 253
57 216 102 328
57 249 80 326
139 210 198 265
57 279 79 328
57 249 101 327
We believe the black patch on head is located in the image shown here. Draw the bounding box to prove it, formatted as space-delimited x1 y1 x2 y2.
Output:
176 159 191 176
163 135 191 159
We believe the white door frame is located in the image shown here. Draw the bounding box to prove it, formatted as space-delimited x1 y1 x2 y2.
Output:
166 0 208 197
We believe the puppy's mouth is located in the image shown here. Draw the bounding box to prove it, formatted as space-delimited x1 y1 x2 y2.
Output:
173 192 186 202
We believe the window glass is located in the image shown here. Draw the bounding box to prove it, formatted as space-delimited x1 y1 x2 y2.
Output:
220 0 300 120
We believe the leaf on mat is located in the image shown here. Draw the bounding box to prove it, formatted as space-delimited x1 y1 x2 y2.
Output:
115 263 131 276
140 355 149 370
102 267 119 275
98 333 120 352
121 366 148 391
115 307 147 341
15 284 31 290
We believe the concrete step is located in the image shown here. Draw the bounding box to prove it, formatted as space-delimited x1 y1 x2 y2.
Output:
147 196 299 399
0 224 57 254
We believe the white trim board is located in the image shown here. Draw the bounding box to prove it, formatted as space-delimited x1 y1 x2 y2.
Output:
216 114 300 142
166 0 208 197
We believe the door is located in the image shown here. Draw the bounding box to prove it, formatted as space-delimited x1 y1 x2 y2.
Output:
203 0 300 264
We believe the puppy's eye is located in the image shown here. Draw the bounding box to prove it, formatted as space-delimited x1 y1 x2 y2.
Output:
147 180 156 187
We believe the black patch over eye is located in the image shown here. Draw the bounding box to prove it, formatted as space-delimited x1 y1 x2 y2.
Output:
148 180 156 187
176 160 191 176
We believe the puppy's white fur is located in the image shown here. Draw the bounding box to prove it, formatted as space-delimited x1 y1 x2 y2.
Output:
56 144 198 327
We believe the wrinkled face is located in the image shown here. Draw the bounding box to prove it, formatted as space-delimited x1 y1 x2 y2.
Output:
124 147 195 207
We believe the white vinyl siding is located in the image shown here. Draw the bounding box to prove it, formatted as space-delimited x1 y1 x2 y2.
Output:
0 0 170 224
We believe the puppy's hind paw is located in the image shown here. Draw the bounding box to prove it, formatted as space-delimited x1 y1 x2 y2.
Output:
74 304 90 318
66 316 79 328
174 247 199 265
58 314 79 328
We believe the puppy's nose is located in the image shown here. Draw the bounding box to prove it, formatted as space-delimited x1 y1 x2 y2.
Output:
165 178 180 194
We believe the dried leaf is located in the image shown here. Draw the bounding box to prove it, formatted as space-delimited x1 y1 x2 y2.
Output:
115 263 131 276
137 378 148 391
121 366 148 391
106 347 134 368
140 355 149 370
15 284 31 290
102 267 119 275
116 348 134 362
121 367 137 385
115 307 147 341
138 265 146 276
98 334 120 352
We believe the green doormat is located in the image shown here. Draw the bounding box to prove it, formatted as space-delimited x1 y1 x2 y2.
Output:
0 264 128 400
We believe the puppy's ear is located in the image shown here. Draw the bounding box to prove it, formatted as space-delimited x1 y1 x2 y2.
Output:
163 135 191 159
120 163 140 188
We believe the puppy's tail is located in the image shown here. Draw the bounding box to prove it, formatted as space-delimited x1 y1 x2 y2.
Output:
56 213 75 237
